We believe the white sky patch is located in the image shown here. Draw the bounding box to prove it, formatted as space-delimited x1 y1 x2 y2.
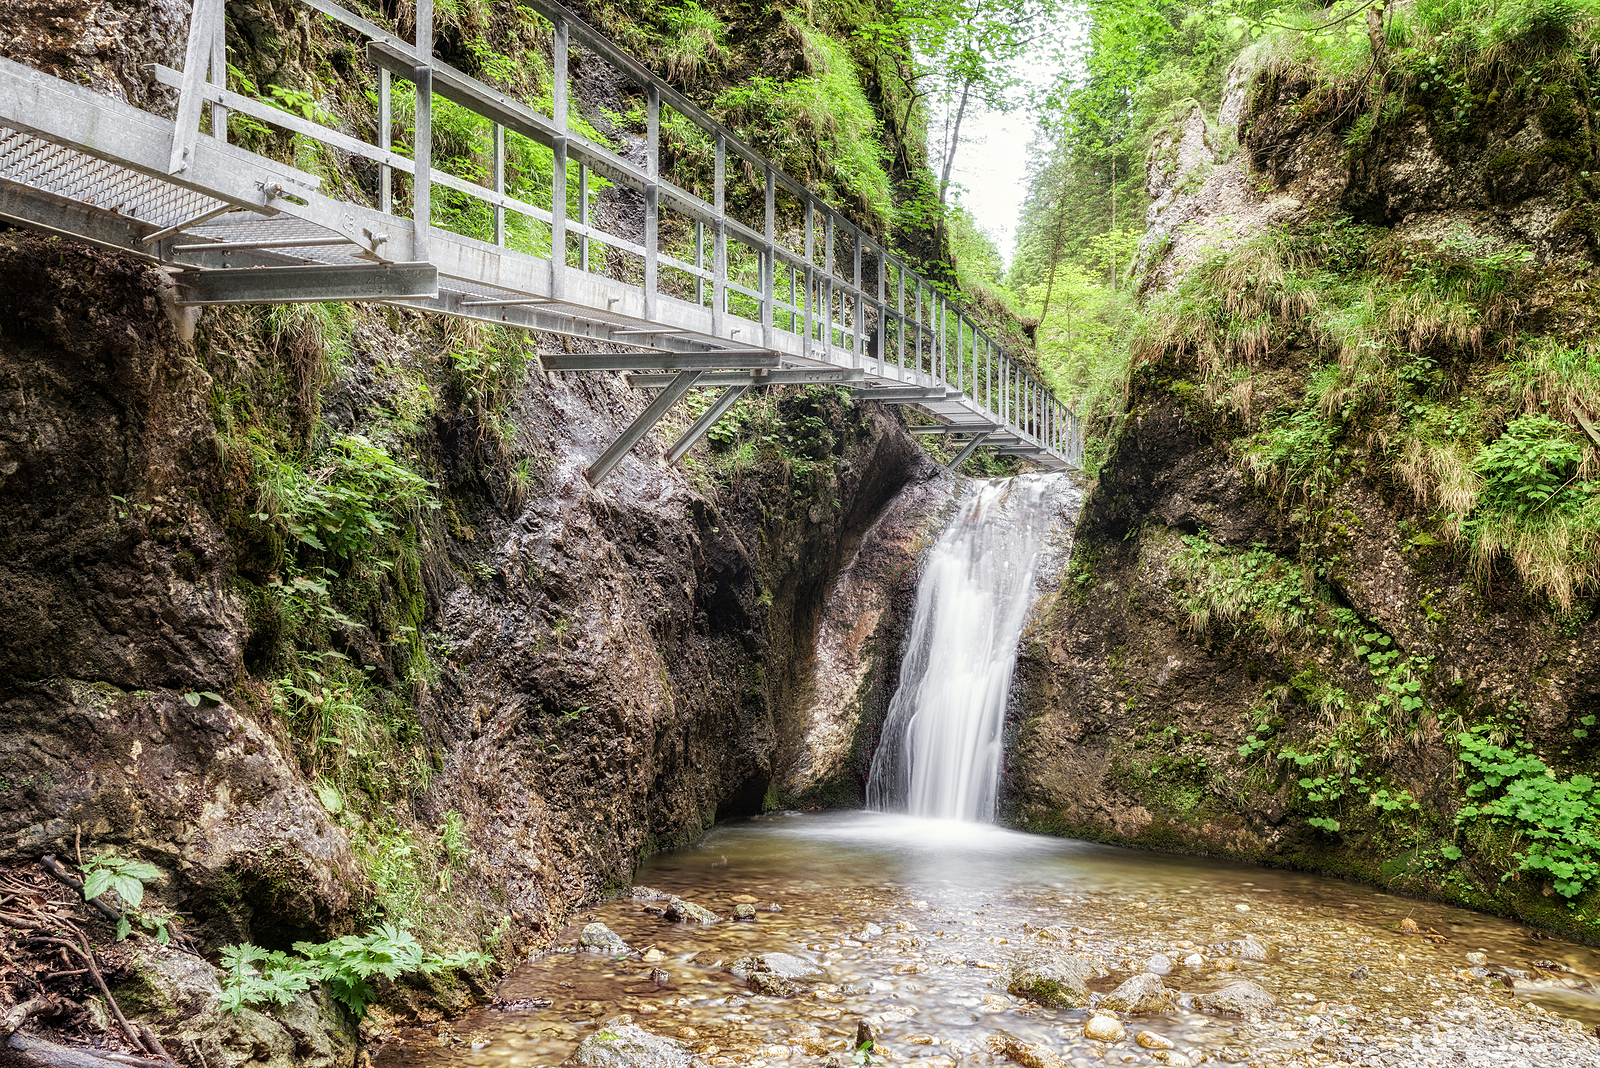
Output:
926 16 1088 268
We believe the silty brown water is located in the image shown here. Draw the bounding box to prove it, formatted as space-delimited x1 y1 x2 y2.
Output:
374 812 1600 1067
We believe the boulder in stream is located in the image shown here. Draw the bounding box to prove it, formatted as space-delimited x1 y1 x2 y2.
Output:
1007 950 1106 1008
728 953 823 980
1099 972 1177 1014
565 1016 705 1067
664 897 720 925
579 923 630 953
1197 979 1277 1018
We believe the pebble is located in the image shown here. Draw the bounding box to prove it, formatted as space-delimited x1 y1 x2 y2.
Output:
1182 954 1204 971
1235 903 1250 912
642 948 664 963
1145 953 1173 974
1084 1015 1126 1042
1135 1031 1175 1050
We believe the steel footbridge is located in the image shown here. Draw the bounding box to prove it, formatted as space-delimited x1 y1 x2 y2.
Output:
0 0 1081 482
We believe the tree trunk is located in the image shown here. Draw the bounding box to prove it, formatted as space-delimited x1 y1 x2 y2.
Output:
938 78 973 207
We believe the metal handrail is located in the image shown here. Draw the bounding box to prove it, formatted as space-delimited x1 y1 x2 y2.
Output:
155 0 1082 464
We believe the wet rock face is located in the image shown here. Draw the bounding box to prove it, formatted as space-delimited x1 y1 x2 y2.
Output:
0 0 188 109
0 238 355 949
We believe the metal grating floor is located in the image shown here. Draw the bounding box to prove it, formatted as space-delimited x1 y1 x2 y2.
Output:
0 126 227 228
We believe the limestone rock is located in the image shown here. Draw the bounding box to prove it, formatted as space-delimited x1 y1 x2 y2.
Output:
733 904 756 921
118 940 356 1068
1136 1031 1176 1050
565 1016 705 1067
1198 979 1277 1018
664 897 720 925
1007 951 1106 1008
1083 1015 1126 1042
1099 972 1176 1015
728 953 822 980
579 923 629 953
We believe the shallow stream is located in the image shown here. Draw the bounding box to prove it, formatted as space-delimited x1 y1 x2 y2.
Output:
375 813 1600 1066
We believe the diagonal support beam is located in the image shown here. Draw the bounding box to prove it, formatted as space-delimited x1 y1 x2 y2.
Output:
666 385 748 464
587 370 705 485
947 432 989 472
174 262 437 305
544 351 778 372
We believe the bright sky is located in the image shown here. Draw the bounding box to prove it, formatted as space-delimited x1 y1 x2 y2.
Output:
931 20 1085 268
944 99 1036 266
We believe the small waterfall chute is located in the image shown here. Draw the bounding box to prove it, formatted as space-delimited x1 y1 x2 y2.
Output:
867 474 1071 822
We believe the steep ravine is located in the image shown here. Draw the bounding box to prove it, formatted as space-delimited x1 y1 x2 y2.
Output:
1009 41 1600 941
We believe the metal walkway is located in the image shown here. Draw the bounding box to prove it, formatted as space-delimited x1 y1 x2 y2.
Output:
0 0 1081 481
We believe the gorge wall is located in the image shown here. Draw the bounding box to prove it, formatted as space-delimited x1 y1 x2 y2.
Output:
1009 30 1600 941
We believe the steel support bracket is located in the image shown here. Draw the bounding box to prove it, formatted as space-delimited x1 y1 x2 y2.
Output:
586 370 706 485
173 262 437 305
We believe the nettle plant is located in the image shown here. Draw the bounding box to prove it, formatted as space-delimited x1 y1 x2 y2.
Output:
79 854 177 943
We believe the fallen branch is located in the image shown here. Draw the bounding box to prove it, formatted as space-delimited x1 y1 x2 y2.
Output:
2 997 60 1038
7 1031 159 1067
38 858 119 926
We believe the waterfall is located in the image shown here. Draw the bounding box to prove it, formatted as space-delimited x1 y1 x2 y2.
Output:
866 474 1071 822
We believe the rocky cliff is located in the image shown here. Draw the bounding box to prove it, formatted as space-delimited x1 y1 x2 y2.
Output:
1011 32 1600 941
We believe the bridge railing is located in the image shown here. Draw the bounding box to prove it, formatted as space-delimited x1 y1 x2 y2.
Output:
150 0 1082 464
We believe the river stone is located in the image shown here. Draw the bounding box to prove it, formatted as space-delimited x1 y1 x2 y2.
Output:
1083 1015 1126 1042
733 904 757 920
1198 979 1277 1018
565 1016 704 1067
1099 972 1176 1014
748 971 802 997
1146 953 1173 974
631 886 674 902
1183 954 1205 971
728 953 823 980
1216 935 1274 962
1136 1031 1176 1050
664 896 720 925
994 1034 1068 1068
579 923 629 953
1007 951 1105 1008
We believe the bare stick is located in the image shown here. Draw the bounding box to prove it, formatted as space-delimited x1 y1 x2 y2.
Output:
39 857 119 925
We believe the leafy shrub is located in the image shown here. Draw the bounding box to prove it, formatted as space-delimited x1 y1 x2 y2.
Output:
220 924 491 1018
1472 413 1586 518
1456 725 1600 898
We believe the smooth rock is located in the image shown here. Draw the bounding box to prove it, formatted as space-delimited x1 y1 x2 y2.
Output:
1197 979 1277 1018
728 953 823 980
730 894 758 903
748 971 801 997
1007 951 1106 1008
664 897 720 925
642 949 664 963
1159 1052 1193 1067
1145 953 1173 974
1465 952 1488 966
565 1016 703 1067
1099 972 1176 1014
1136 1031 1175 1050
579 923 630 953
733 904 757 921
1182 954 1205 971
1084 1015 1126 1042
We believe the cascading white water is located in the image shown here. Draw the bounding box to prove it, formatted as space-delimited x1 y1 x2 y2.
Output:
866 474 1070 822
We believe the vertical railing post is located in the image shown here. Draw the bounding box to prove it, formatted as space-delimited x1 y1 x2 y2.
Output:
578 163 590 271
209 8 228 144
492 123 505 246
852 232 863 369
875 244 886 374
412 0 433 263
802 198 814 352
763 165 776 349
551 17 569 295
955 316 963 396
169 0 221 173
378 68 392 214
896 262 905 374
694 221 704 305
644 85 660 318
824 214 835 356
712 133 727 337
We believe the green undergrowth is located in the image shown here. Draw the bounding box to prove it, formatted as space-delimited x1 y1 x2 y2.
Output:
1132 220 1600 609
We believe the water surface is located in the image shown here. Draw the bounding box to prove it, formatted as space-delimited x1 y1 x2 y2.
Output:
376 812 1600 1066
